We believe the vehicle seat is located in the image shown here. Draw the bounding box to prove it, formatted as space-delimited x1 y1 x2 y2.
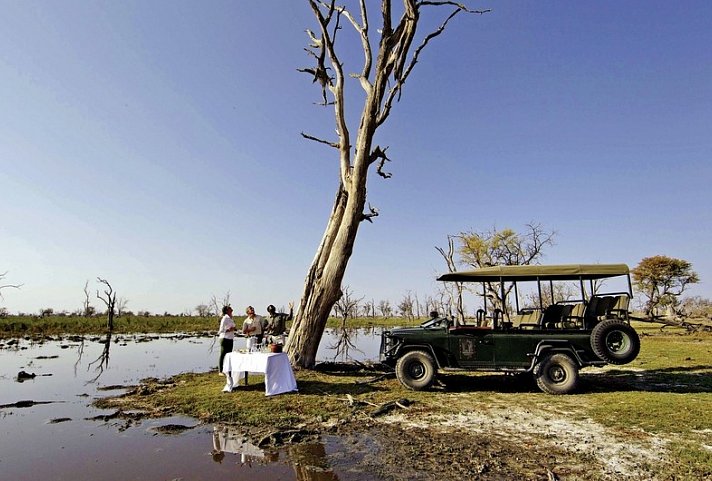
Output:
563 302 585 328
542 304 565 329
610 295 630 319
596 296 615 319
583 297 600 325
513 309 540 329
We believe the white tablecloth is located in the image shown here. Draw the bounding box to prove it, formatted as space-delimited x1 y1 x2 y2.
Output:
222 352 298 396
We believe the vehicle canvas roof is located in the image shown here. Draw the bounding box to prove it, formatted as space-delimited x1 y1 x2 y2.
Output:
437 264 630 282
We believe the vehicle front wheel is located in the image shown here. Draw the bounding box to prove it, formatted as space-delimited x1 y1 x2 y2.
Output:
395 350 436 390
534 353 579 395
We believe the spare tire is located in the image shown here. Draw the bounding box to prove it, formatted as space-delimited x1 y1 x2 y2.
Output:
591 319 640 364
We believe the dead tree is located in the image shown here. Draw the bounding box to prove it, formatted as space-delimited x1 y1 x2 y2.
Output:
330 286 364 359
209 291 231 317
435 235 466 324
96 277 117 331
286 1 489 368
82 280 93 317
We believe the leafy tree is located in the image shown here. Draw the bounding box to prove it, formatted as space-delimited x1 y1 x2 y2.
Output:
442 223 555 322
632 256 699 317
287 1 490 368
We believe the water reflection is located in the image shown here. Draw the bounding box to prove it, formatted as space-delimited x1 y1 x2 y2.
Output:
86 332 112 383
211 424 339 480
289 443 339 481
211 424 266 463
0 330 384 481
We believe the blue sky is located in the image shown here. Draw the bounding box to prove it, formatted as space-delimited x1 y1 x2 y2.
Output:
1 1 710 315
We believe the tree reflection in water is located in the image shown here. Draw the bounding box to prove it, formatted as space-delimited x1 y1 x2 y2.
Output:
289 442 339 481
72 330 113 383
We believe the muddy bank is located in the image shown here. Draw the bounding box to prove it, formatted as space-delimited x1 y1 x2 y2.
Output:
93 375 659 481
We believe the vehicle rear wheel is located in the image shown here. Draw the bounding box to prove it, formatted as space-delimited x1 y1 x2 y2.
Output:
534 353 579 395
591 319 640 365
395 350 436 390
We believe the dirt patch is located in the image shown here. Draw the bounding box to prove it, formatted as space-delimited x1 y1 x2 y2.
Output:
371 406 667 481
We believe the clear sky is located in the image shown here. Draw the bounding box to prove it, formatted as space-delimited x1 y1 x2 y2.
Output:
1 1 710 315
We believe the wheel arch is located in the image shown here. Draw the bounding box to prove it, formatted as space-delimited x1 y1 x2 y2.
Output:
396 344 444 369
527 340 584 372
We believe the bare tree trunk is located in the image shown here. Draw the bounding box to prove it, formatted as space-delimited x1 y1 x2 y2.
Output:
286 1 488 368
287 184 366 368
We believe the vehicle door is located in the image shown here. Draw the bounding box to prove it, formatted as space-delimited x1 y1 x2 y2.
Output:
493 333 540 368
448 327 495 368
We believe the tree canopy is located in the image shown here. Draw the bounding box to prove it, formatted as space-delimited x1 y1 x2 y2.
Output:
631 255 699 317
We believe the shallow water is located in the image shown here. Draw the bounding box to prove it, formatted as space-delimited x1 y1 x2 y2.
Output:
0 329 384 481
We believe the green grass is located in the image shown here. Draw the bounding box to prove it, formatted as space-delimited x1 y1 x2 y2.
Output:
0 314 422 338
7 314 710 478
0 314 217 337
96 326 712 480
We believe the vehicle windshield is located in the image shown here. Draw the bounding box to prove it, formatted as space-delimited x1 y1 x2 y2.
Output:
420 317 449 328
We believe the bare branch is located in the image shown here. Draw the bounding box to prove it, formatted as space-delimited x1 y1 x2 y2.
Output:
360 204 379 223
418 1 491 13
0 271 22 299
369 145 392 178
307 0 352 188
301 132 340 148
336 0 373 93
378 6 490 126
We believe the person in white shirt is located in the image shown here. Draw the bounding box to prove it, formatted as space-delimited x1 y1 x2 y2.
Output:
218 305 236 372
242 306 265 346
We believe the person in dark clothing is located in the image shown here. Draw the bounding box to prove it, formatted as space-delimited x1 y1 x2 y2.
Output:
217 305 236 373
265 301 294 339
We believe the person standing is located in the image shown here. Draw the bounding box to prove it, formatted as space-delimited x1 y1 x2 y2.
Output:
217 305 236 373
242 306 265 346
265 301 294 339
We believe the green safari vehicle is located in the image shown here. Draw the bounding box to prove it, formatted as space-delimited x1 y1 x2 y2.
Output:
379 264 640 394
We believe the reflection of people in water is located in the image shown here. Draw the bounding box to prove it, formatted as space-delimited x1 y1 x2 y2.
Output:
210 425 266 465
211 428 225 463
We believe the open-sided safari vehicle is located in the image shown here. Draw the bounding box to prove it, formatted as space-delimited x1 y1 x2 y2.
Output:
380 264 640 394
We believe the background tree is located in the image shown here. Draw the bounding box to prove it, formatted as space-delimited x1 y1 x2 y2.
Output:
82 280 93 317
209 291 231 318
96 277 117 331
524 282 577 309
362 299 376 318
332 285 363 320
435 235 466 323
398 291 415 320
195 304 211 317
632 255 699 317
678 296 712 321
286 1 489 368
377 299 392 318
457 223 555 321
